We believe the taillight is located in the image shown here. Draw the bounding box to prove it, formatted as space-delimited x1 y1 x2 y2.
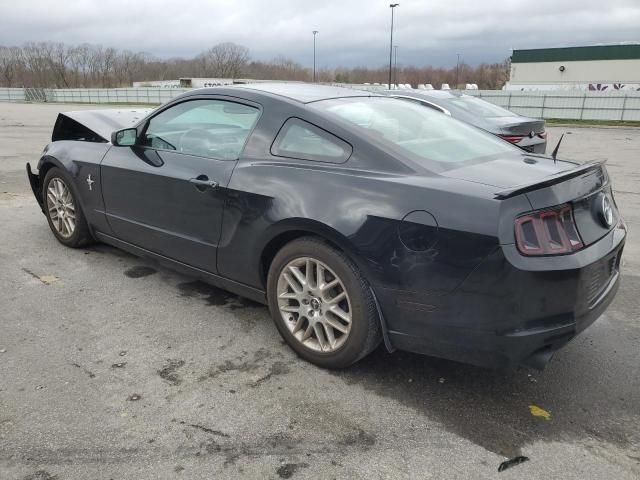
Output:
515 205 583 256
499 134 524 144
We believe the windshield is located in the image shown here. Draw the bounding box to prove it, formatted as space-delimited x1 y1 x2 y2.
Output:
445 95 515 118
312 97 518 171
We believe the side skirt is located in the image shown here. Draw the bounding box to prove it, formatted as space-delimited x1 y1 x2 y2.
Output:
95 232 267 305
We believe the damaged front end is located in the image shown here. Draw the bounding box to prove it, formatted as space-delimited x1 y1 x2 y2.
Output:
26 163 44 213
25 108 152 216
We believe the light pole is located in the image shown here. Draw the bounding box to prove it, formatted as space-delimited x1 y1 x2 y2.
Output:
312 30 318 82
393 45 398 87
455 53 460 89
388 4 399 89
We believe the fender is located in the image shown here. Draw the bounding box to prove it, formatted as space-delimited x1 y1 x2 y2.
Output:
27 151 79 212
37 153 77 175
28 142 113 236
255 217 370 284
254 217 396 353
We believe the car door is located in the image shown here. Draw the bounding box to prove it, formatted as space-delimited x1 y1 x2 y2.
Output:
100 97 261 273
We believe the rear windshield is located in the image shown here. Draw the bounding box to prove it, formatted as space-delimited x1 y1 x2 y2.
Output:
445 95 515 118
311 97 517 170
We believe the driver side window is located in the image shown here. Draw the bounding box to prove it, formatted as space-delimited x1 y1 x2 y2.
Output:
142 99 260 161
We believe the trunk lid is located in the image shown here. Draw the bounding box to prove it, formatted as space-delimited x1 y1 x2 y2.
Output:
442 155 617 247
523 163 618 247
441 154 575 189
489 117 545 136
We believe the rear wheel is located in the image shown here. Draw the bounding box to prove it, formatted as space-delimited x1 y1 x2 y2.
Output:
267 237 381 368
42 167 93 248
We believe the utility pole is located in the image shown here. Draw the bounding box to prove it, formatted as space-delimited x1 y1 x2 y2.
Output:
394 45 398 87
312 30 318 82
388 4 399 89
455 53 460 89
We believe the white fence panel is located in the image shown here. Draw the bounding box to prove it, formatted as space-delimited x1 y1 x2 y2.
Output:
39 88 190 104
467 90 640 121
2 87 640 121
0 88 27 102
622 97 640 121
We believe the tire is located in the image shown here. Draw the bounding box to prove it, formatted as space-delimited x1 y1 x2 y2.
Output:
42 167 93 248
267 236 381 368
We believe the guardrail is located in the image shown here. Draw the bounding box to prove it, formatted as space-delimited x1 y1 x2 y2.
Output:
1 87 640 121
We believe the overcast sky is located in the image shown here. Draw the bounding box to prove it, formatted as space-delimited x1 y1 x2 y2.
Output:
1 0 639 68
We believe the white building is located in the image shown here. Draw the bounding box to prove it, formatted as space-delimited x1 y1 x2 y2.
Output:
505 44 640 91
132 78 289 88
132 79 182 88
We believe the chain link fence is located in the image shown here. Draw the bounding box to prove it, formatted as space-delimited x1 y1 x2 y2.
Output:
2 87 640 121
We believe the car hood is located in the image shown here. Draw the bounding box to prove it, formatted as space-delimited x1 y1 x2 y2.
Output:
440 154 578 189
56 109 153 142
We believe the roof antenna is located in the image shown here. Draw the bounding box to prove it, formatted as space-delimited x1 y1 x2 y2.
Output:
551 133 564 164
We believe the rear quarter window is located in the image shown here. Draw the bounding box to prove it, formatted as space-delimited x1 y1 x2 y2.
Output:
311 97 518 172
271 118 352 164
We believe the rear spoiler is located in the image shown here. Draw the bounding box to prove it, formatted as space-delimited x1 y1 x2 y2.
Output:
494 159 606 200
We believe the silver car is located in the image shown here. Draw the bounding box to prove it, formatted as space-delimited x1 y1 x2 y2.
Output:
381 90 547 154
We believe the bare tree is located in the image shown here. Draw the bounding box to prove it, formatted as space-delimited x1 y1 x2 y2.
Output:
245 56 309 81
69 44 93 87
0 41 512 89
198 42 249 78
41 42 71 87
0 46 22 87
21 42 51 87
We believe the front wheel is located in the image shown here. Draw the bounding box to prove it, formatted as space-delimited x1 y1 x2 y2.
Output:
42 167 93 248
267 237 381 368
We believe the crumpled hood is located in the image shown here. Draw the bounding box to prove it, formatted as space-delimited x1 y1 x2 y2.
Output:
55 108 153 142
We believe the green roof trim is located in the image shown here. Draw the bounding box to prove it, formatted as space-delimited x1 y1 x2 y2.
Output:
512 45 640 63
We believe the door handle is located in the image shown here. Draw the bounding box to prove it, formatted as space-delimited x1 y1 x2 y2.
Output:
189 177 219 189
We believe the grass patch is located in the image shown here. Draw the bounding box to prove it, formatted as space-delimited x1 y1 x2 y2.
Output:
546 118 640 128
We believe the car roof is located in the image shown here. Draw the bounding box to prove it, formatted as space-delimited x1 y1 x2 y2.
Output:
222 82 379 104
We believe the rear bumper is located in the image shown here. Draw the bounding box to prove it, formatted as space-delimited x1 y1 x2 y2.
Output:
377 222 626 369
387 268 620 369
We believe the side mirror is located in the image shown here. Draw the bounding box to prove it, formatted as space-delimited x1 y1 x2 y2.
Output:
111 128 137 146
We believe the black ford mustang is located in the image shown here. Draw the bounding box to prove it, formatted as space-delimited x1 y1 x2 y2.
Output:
27 83 625 370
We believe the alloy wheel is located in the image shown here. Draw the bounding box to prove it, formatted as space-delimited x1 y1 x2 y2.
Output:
276 256 352 353
46 177 76 238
